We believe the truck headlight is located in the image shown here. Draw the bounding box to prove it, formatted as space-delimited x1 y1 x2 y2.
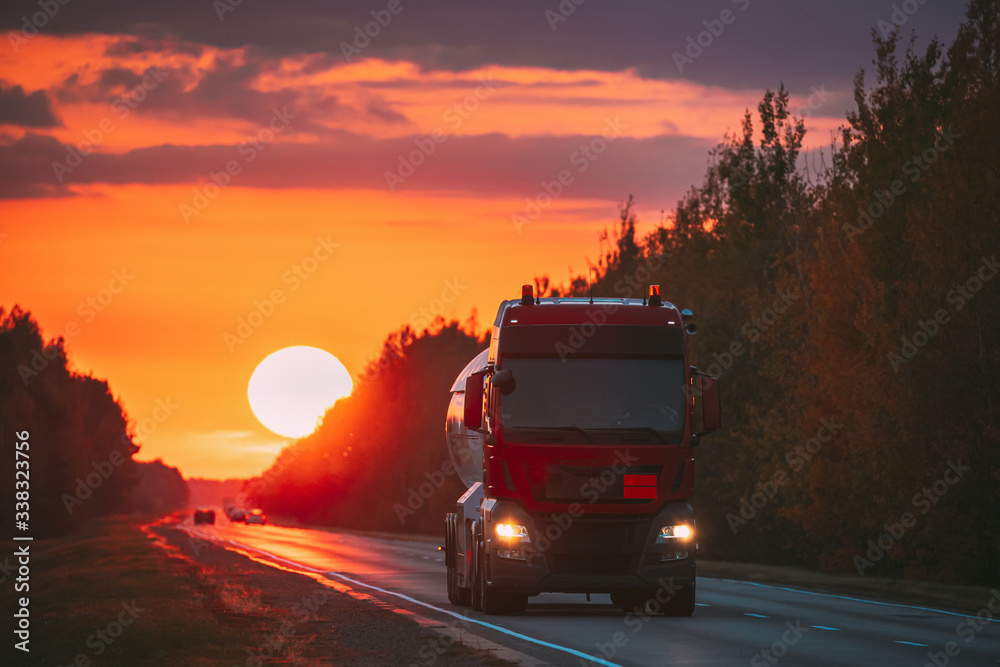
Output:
496 523 529 541
656 524 693 543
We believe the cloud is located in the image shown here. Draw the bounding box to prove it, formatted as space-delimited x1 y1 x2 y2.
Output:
0 83 60 128
0 1 966 92
0 133 73 198
0 129 714 206
49 54 411 135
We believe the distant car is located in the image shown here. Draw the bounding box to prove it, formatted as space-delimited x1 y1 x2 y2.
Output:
244 508 267 525
193 508 216 525
226 507 247 522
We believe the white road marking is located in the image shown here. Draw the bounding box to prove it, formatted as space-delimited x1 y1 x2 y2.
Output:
183 526 622 667
695 603 710 607
894 641 929 647
812 625 841 631
714 578 1000 624
322 569 624 667
744 613 769 618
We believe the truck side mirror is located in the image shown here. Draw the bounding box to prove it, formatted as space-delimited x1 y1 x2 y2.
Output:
490 368 515 395
464 374 485 430
700 375 720 432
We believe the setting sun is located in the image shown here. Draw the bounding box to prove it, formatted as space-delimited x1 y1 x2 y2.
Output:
247 346 353 438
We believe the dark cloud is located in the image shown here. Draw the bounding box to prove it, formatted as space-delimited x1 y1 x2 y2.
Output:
0 1 966 93
52 58 409 133
0 83 60 128
0 133 72 197
0 129 714 208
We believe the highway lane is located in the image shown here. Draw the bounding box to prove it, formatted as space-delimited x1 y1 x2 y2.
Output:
185 519 1000 666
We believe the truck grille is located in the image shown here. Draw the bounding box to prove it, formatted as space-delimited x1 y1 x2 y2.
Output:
528 464 663 503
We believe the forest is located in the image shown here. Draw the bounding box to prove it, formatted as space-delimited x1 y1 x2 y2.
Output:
0 306 189 536
248 3 999 585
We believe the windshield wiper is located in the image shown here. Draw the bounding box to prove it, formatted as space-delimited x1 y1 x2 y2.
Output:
588 427 667 443
520 426 592 443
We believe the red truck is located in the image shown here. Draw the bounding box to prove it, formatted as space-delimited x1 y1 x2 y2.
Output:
444 284 720 615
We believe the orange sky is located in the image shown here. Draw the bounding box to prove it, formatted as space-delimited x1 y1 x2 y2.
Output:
0 33 847 478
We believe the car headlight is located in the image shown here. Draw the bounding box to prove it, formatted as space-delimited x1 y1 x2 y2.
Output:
656 524 693 543
495 523 529 541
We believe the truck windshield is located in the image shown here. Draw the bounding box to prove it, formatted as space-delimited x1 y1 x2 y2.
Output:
499 357 685 442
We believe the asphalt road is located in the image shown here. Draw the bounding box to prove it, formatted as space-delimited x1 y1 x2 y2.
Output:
185 519 1000 666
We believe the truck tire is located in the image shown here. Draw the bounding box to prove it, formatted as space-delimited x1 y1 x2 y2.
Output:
445 515 471 606
662 583 696 617
477 545 511 615
610 591 650 613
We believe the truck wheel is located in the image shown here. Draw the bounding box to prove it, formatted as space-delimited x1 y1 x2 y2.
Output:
445 515 472 607
455 575 472 606
505 593 528 614
611 591 650 613
662 583 696 617
477 548 510 615
446 518 456 604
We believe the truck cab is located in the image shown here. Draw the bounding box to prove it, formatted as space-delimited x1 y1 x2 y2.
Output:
445 285 720 615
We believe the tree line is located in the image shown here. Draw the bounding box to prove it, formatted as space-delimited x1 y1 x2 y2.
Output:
0 306 188 537
250 1 998 584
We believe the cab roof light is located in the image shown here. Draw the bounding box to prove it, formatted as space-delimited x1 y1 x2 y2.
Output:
648 284 662 307
520 284 534 306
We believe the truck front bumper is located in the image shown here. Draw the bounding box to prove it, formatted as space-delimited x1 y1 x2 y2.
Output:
483 500 696 595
